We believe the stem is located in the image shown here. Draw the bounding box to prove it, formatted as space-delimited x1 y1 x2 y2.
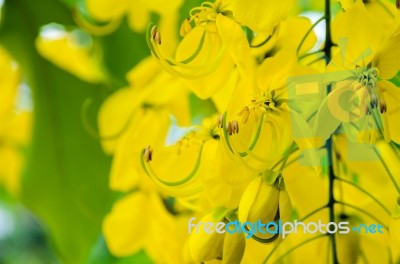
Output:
263 234 326 264
323 0 332 65
323 0 338 263
373 147 400 194
299 50 324 60
335 201 388 230
279 143 297 172
335 177 391 215
299 205 327 222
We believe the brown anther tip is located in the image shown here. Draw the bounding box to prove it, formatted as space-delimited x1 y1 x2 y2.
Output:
370 94 378 108
144 145 153 162
227 121 233 136
231 120 239 134
380 101 387 114
151 25 157 37
217 115 223 128
397 0 400 9
154 32 161 45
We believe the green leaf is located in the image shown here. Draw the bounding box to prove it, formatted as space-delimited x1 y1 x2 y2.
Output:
0 0 115 263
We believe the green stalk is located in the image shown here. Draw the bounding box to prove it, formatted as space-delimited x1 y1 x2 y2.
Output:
323 0 338 263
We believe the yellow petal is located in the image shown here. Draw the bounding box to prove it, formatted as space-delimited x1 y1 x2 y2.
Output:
0 46 20 116
332 1 384 65
102 192 148 256
375 26 400 79
126 1 150 32
97 87 139 154
109 110 170 191
379 80 400 143
188 213 225 262
231 0 294 34
216 14 253 78
36 30 105 83
222 232 245 264
86 0 128 22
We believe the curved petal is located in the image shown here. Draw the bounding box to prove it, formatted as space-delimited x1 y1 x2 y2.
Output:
102 192 149 256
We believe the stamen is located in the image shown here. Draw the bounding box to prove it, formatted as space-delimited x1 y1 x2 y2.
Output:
231 120 239 134
180 19 192 36
217 114 223 128
144 145 153 162
226 120 240 135
151 25 157 39
370 94 378 108
380 99 387 113
140 145 204 188
154 31 161 45
146 22 225 79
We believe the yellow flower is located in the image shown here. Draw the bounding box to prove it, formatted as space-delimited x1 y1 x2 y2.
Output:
339 0 397 29
103 190 189 263
98 56 190 191
250 16 318 59
84 0 183 38
238 172 292 243
0 111 32 197
36 24 105 83
389 202 400 247
231 0 295 34
0 46 32 197
147 1 254 98
0 46 19 116
187 211 246 263
221 50 299 173
324 1 400 143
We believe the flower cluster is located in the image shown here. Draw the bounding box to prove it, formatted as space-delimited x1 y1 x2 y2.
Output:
97 0 400 263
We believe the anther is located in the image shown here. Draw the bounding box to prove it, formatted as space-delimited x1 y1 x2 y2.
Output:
397 0 400 9
144 145 153 162
370 94 378 108
231 120 239 134
227 121 233 135
151 25 157 38
217 115 223 128
380 99 387 113
154 31 162 45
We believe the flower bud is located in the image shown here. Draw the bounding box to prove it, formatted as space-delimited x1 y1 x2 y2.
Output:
222 231 246 264
238 172 292 241
389 203 400 246
188 213 225 262
335 215 360 264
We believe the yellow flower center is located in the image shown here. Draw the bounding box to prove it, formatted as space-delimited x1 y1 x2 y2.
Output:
354 65 379 88
238 91 280 123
